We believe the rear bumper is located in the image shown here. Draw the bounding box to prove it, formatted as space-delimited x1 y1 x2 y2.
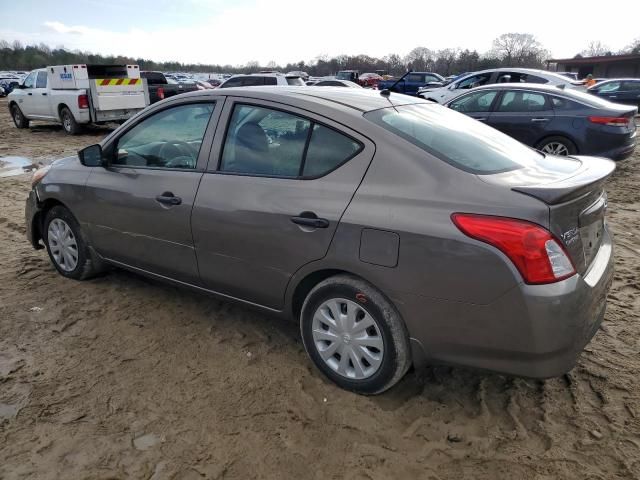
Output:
403 228 614 378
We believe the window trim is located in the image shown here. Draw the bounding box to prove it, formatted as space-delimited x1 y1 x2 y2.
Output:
216 101 364 180
104 99 219 172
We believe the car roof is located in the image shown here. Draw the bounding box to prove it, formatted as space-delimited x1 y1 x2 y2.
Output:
461 83 573 94
593 78 640 82
178 86 427 113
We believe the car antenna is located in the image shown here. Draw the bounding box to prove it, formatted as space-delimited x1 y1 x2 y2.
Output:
379 70 412 98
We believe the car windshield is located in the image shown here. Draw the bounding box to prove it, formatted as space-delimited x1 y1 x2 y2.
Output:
364 103 543 174
336 72 353 80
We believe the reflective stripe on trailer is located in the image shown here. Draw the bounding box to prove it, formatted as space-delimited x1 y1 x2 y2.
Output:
96 78 141 86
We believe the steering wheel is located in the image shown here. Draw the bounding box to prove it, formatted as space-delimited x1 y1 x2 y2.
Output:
158 141 196 168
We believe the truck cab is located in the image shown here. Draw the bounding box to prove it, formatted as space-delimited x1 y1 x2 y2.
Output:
336 70 360 83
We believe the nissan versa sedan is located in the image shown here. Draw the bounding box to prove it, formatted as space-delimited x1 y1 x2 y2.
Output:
25 87 615 394
445 83 637 160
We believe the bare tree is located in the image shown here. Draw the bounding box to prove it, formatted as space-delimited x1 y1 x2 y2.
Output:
491 33 547 67
581 41 611 57
625 38 640 54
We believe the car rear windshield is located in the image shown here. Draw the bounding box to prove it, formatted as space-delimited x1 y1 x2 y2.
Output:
286 76 304 86
364 103 543 174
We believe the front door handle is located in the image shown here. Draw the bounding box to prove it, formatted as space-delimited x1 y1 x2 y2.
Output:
531 118 550 122
291 212 329 229
27 92 32 96
155 192 182 206
42 92 47 96
475 117 487 122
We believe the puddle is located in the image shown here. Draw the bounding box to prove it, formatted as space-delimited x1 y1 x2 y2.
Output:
0 156 35 178
0 403 21 420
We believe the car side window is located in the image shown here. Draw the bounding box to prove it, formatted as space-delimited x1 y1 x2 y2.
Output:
457 73 491 90
598 81 621 93
303 125 362 177
524 74 548 84
36 71 47 88
23 72 36 89
220 104 362 178
623 80 640 91
449 90 498 113
221 105 311 176
221 77 242 88
497 91 549 112
406 74 424 83
242 76 265 86
264 77 277 86
550 96 581 110
114 103 214 169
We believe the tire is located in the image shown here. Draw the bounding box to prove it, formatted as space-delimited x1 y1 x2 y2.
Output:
536 136 577 156
43 205 100 280
300 274 411 395
60 107 82 135
10 104 29 129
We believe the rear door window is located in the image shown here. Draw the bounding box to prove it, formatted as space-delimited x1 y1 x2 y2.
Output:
242 76 266 87
622 80 640 91
220 77 243 88
497 91 549 112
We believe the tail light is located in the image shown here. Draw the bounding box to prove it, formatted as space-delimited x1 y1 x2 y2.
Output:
157 87 165 100
452 214 576 285
588 116 630 127
78 94 89 109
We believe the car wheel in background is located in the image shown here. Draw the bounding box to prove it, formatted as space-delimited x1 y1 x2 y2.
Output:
44 205 101 280
60 107 82 135
10 104 29 129
536 136 577 156
300 274 411 395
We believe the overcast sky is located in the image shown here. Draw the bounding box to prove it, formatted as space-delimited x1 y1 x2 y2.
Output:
1 0 639 66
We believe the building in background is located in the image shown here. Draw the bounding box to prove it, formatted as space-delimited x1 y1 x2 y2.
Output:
547 54 640 80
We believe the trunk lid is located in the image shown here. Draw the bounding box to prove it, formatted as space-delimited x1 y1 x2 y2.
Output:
480 155 615 274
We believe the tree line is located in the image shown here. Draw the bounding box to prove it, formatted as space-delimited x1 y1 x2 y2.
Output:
1 34 639 76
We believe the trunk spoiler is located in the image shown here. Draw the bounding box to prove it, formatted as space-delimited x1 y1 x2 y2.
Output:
512 156 616 205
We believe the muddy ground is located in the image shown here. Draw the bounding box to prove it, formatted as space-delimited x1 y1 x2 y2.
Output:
0 97 638 479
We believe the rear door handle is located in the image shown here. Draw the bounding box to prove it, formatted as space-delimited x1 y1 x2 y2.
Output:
27 92 32 96
531 118 550 122
41 92 47 96
475 117 487 122
291 213 329 229
155 192 182 205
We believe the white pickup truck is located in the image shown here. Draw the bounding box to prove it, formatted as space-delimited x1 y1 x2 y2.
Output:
8 64 149 134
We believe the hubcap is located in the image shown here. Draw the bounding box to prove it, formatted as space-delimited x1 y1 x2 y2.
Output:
541 142 569 156
311 298 384 380
47 218 78 272
63 114 71 131
13 108 21 123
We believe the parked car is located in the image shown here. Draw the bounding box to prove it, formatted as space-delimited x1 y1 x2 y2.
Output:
219 73 305 88
419 68 578 104
287 71 309 81
587 79 640 108
9 65 148 134
377 71 445 96
358 73 383 88
0 86 5 97
336 70 359 83
25 87 615 394
445 83 637 160
313 80 362 88
141 71 199 104
0 75 20 94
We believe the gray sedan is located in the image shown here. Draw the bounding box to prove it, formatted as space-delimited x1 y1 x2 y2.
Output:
25 87 615 394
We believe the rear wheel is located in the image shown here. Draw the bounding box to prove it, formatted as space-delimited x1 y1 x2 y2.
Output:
44 206 101 280
537 136 577 156
300 274 411 395
60 107 82 135
10 104 29 129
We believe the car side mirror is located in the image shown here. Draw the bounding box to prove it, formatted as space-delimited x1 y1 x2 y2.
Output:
78 144 105 167
16 83 25 89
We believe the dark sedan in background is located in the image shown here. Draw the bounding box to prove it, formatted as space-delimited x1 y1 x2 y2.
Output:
445 83 637 160
588 79 640 108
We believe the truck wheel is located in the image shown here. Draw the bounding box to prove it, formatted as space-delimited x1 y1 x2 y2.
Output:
300 274 411 395
10 104 29 129
60 107 82 135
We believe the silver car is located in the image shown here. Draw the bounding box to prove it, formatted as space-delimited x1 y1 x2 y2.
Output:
25 87 615 394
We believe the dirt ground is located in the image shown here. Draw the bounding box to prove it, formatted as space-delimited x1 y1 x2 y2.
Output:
0 96 639 480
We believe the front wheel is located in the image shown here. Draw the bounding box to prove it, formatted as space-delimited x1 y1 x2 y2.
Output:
300 274 411 395
536 136 577 156
10 104 29 129
60 107 82 135
43 206 101 280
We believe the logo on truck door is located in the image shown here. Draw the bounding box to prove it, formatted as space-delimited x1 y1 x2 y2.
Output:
60 73 72 80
